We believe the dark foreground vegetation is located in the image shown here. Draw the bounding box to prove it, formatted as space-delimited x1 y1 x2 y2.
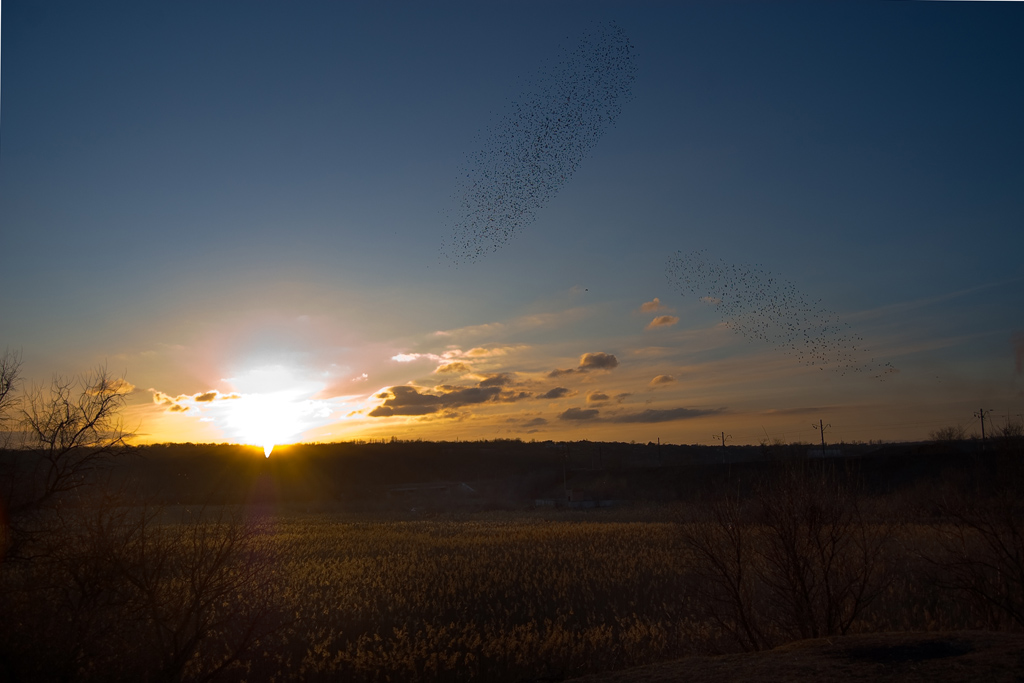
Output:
2 355 1024 681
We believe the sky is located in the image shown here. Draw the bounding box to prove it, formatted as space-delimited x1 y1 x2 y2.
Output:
2 1 1023 449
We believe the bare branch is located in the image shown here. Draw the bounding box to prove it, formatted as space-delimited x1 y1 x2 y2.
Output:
0 349 23 448
3 363 135 560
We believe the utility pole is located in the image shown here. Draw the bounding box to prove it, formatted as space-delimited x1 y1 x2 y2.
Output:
975 408 991 449
713 432 732 462
563 442 569 498
813 419 831 458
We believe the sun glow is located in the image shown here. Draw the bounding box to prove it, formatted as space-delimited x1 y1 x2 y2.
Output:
224 393 307 456
221 365 334 457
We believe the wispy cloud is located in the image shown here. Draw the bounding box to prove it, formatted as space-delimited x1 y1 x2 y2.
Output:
646 315 680 330
650 375 675 386
560 407 600 421
640 298 666 312
557 405 721 423
465 346 522 358
608 407 721 423
433 308 589 341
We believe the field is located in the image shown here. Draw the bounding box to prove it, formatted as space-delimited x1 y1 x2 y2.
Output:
3 438 1024 681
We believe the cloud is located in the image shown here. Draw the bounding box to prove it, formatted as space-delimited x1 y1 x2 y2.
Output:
435 362 471 375
587 391 609 403
352 373 369 382
560 407 600 421
650 375 675 386
151 388 242 412
433 308 586 341
539 386 571 400
507 415 549 428
368 382 527 418
640 297 666 312
758 406 835 417
614 392 632 403
551 351 620 377
478 373 515 388
433 322 507 339
646 315 680 330
465 346 513 358
151 390 178 407
579 352 618 370
630 347 675 358
87 377 136 396
550 404 721 424
392 353 423 362
609 407 721 423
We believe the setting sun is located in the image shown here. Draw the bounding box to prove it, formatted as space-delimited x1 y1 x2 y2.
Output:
219 365 335 456
223 393 301 457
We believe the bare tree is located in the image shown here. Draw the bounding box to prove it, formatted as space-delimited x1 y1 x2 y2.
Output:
930 494 1024 629
0 360 291 681
754 467 892 641
926 437 1024 630
2 365 133 559
2 491 291 682
682 496 768 651
20 365 133 500
929 424 967 444
680 463 894 651
0 349 22 448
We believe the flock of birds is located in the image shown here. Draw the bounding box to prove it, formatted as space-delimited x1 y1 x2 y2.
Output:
666 250 894 378
442 21 637 264
438 23 892 379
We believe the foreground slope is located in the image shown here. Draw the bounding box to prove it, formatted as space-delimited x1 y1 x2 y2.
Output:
567 632 1024 683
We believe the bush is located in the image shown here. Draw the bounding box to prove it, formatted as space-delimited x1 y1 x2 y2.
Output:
680 462 894 651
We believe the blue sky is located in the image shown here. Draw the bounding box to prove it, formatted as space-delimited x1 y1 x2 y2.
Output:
2 1 1022 447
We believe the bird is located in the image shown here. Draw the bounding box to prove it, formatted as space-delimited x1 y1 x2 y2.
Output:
665 250 894 379
442 21 637 264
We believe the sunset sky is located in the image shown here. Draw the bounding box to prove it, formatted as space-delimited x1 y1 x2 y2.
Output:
2 2 1022 449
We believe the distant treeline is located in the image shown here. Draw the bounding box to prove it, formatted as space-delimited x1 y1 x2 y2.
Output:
2 437 988 508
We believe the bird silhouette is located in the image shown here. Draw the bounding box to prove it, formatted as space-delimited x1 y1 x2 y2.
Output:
442 22 637 264
666 250 895 379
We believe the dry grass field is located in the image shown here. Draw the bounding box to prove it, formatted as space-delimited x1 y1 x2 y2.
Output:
6 501 1024 681
3 432 1024 681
